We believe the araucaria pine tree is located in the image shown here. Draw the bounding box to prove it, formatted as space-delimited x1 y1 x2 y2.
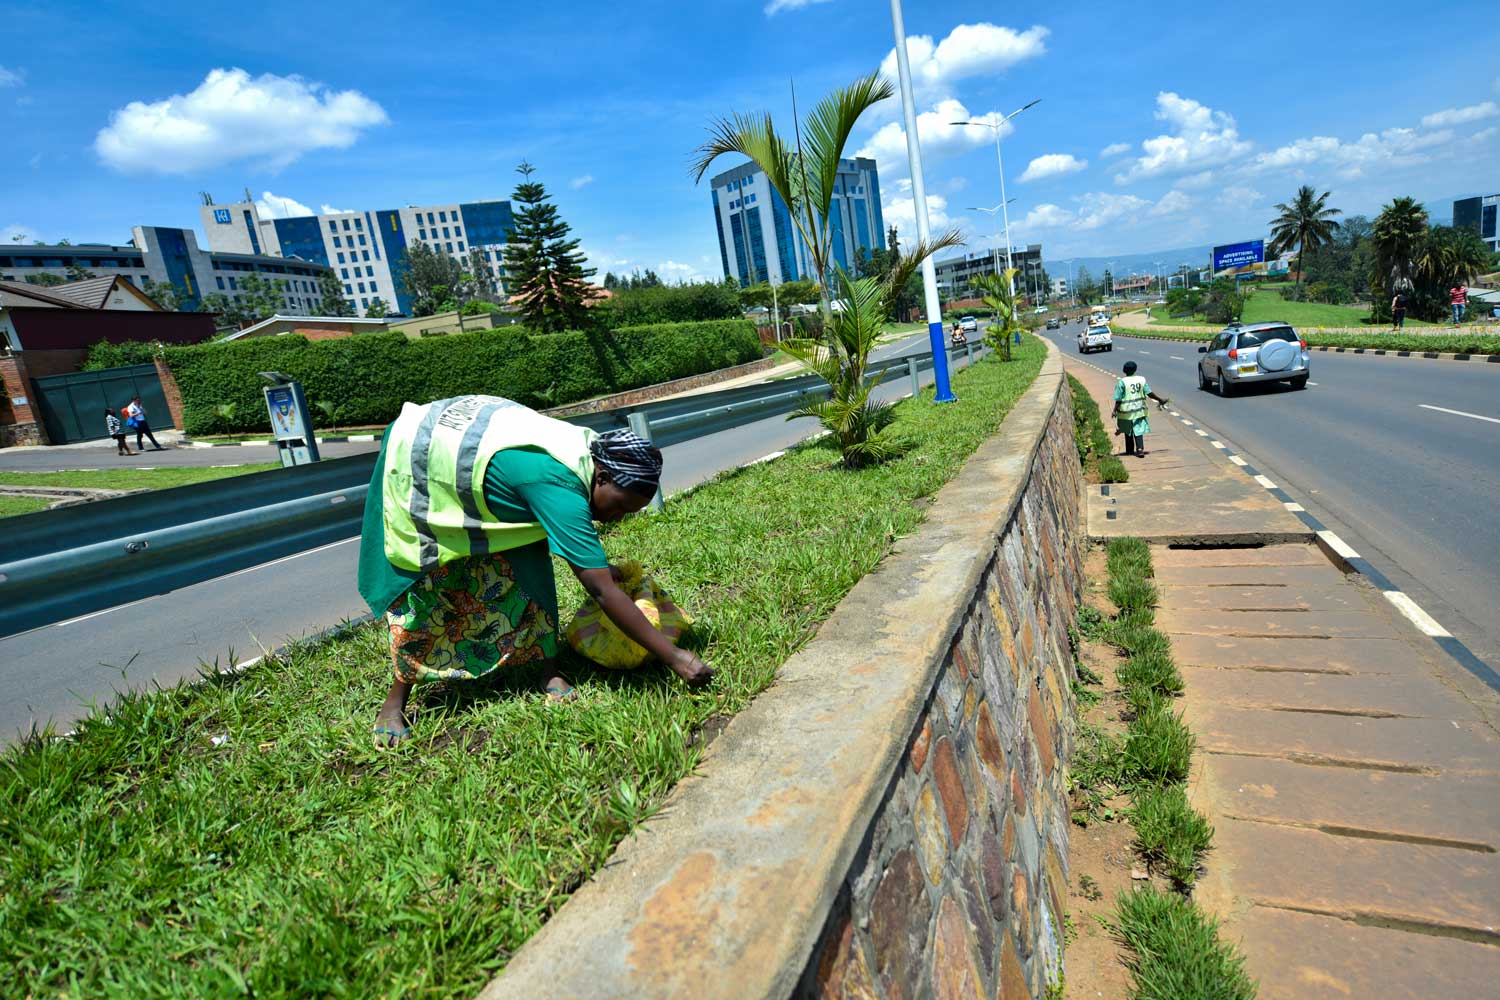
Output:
502 161 596 332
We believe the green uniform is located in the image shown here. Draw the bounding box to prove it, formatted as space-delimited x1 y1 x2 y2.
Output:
1114 375 1151 438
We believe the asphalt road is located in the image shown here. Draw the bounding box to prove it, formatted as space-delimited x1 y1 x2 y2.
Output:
0 438 381 471
1041 322 1500 669
1 330 962 740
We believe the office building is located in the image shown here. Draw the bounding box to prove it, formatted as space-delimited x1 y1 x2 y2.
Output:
1453 194 1499 253
1051 277 1069 298
0 229 333 317
708 157 885 286
201 195 515 317
934 244 1044 300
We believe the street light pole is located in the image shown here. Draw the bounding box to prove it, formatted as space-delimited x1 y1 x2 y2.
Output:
953 99 1039 299
890 0 955 402
966 199 1014 287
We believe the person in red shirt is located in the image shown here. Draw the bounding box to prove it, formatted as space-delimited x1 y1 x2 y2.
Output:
1450 284 1467 325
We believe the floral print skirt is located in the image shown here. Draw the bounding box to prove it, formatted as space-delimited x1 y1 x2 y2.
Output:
386 550 557 685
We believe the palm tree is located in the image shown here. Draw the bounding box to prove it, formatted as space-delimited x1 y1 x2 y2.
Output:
692 73 905 319
1267 186 1341 292
1371 196 1428 301
974 270 1023 362
780 234 961 468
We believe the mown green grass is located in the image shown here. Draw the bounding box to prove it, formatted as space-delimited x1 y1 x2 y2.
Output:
0 339 1047 998
0 464 279 493
0 495 52 518
1130 785 1214 887
1150 286 1433 329
1115 886 1257 1000
1131 325 1500 353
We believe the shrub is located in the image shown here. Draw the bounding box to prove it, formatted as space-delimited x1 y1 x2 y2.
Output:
1115 886 1256 1000
1130 784 1214 887
1117 648 1183 697
83 341 161 371
1111 624 1172 659
1109 576 1159 617
1124 704 1195 784
152 319 761 435
593 282 742 328
1067 374 1128 484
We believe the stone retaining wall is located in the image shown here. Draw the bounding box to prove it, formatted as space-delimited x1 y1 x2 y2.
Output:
478 340 1082 1000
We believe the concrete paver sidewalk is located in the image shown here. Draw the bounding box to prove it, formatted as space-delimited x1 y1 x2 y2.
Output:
1067 357 1500 998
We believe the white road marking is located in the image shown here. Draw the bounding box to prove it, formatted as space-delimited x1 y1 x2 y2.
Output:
347 434 375 442
1283 502 1305 512
1308 381 1319 386
1317 530 1360 560
1195 429 1209 437
747 450 785 465
1210 440 1226 449
1419 404 1500 426
1139 350 1150 354
1382 590 1452 638
1170 355 1185 360
1229 455 1248 466
1253 474 1277 489
1181 419 1194 426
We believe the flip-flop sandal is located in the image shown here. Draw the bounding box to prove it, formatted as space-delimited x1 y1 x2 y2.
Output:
545 682 578 703
372 724 411 748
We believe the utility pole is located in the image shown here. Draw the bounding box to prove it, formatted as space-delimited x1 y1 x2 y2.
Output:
890 0 955 402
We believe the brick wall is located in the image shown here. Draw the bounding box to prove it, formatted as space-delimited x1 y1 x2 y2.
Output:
0 353 46 446
798 382 1083 999
154 357 186 430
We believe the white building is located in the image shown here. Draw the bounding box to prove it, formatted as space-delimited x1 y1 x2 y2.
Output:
1051 277 1068 297
200 195 516 317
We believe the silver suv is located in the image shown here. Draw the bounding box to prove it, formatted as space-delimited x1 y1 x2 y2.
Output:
1197 322 1310 395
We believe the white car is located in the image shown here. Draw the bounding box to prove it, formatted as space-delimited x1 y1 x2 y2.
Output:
959 316 979 333
1078 323 1113 353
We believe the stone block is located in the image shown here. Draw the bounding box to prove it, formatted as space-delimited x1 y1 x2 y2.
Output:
1026 687 1056 779
974 702 1008 787
808 895 879 1000
982 832 1009 922
999 933 1027 999
869 848 932 1000
931 896 985 1000
909 715 933 774
913 783 949 886
931 738 970 847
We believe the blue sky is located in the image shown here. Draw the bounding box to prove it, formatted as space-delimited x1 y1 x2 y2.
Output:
3 0 1498 281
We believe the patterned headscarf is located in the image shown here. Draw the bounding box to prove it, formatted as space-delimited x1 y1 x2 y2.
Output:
590 429 663 498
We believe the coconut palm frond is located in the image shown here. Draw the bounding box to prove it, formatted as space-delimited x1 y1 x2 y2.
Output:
880 229 965 318
801 72 896 228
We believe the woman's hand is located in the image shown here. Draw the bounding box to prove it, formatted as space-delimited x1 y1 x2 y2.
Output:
668 648 714 686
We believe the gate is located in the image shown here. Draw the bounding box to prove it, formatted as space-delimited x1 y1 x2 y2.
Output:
30 363 170 445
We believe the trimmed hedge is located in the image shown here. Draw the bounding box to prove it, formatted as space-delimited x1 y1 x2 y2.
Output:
151 319 761 435
83 341 161 370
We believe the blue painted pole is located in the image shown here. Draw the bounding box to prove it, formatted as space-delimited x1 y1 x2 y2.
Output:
890 0 955 403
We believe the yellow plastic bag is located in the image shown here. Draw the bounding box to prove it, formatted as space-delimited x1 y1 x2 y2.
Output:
566 561 694 669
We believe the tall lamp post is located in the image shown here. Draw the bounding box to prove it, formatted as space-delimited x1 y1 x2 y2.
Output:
967 199 1015 283
890 0 955 402
953 99 1040 297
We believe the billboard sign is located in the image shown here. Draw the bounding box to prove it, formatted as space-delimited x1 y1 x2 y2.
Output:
1212 240 1264 273
213 208 232 224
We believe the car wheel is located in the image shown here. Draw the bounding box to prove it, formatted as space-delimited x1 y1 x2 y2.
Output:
1197 365 1209 391
1217 370 1233 397
1290 374 1309 390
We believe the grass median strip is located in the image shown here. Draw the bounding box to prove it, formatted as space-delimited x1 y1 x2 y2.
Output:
1068 373 1128 484
0 464 280 493
1123 326 1500 355
0 338 1046 997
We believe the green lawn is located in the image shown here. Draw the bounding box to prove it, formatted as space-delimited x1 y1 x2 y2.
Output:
0 339 1048 998
1153 286 1432 328
0 464 280 493
0 495 53 518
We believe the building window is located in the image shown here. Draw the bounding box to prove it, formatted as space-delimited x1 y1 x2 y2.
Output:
333 236 342 247
329 221 338 232
358 282 366 293
354 218 363 230
454 227 462 238
342 220 351 232
340 268 349 278
216 277 225 290
441 227 450 238
361 250 369 262
439 211 447 222
446 242 454 252
337 252 346 263
457 242 465 253
427 212 435 225
360 298 368 308
357 234 366 246
344 284 353 294
366 266 375 277
419 228 427 239
228 277 237 290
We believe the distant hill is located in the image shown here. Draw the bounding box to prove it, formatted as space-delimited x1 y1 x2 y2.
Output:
1041 245 1229 279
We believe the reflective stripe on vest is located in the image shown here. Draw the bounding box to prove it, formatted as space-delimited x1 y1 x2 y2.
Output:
382 395 596 573
1118 376 1148 415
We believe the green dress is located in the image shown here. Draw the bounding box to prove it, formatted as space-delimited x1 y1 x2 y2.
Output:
358 433 610 684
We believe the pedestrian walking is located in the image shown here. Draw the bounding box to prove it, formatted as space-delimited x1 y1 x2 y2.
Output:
125 395 163 451
1111 360 1170 458
1450 283 1467 325
1391 290 1409 330
358 395 713 747
105 408 134 456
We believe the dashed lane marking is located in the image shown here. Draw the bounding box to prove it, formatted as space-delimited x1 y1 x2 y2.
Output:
1419 403 1500 426
1195 429 1209 437
1169 355 1185 360
1253 474 1277 489
1283 501 1305 512
1317 529 1360 560
1210 440 1226 449
1229 455 1248 466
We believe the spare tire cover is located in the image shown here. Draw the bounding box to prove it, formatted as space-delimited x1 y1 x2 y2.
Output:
1259 340 1295 371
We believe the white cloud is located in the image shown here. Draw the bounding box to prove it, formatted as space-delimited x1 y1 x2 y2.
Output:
1019 153 1087 183
256 191 315 219
858 98 1009 180
1175 170 1217 190
1472 126 1499 143
569 174 595 189
320 203 353 215
659 259 708 283
764 0 831 15
884 193 952 242
1100 142 1131 158
1421 101 1499 128
1020 204 1075 229
0 65 23 88
1074 192 1151 230
95 68 389 174
3 223 40 244
1115 92 1252 184
879 23 1048 100
1251 127 1455 179
1152 190 1193 216
1215 186 1262 211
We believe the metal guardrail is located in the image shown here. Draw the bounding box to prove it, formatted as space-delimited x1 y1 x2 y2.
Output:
0 340 989 638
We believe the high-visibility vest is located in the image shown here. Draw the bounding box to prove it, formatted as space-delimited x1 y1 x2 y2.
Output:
1117 376 1148 416
382 395 596 573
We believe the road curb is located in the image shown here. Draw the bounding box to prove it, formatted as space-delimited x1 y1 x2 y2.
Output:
186 434 378 448
1101 329 1500 364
